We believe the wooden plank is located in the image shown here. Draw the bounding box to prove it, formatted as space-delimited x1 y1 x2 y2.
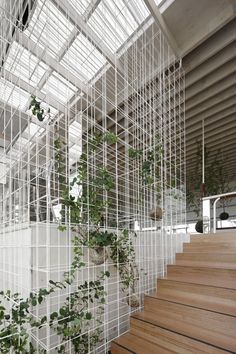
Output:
112 332 175 354
167 265 236 289
190 233 236 243
183 242 236 254
139 297 236 352
155 279 236 316
111 341 132 354
130 317 230 354
175 253 236 269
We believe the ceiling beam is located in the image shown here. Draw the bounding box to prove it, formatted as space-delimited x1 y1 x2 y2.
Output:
183 18 236 73
186 105 236 133
186 122 236 150
186 114 236 141
186 85 236 120
187 158 236 175
186 41 236 88
186 138 236 160
143 0 180 58
186 96 236 123
186 140 235 165
186 58 236 100
186 73 236 111
187 149 236 166
159 53 236 115
187 156 236 173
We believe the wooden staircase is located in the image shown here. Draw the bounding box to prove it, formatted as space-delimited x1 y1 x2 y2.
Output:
111 232 236 354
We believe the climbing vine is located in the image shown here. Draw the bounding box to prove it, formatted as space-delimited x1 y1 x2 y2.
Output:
0 126 141 353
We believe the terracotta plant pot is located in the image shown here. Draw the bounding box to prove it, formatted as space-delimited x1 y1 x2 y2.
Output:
126 294 140 308
149 207 162 221
90 247 108 265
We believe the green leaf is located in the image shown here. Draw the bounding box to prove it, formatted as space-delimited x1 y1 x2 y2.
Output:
50 312 58 320
85 312 92 320
58 225 66 232
31 298 37 306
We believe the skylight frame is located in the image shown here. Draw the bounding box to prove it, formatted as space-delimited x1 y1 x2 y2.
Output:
41 72 77 105
4 41 49 87
67 0 92 17
61 32 107 83
25 0 74 58
87 0 149 53
0 78 30 111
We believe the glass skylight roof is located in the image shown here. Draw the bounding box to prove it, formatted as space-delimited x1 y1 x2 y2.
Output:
87 0 149 52
68 0 91 16
0 78 30 110
25 0 74 58
4 42 49 87
42 72 77 104
61 33 106 83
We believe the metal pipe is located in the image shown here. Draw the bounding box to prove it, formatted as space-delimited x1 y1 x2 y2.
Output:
202 119 205 184
202 191 236 201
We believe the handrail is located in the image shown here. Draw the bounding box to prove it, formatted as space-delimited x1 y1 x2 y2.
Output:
202 191 236 201
202 191 236 233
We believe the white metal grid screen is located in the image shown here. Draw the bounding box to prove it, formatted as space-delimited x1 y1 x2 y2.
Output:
0 0 186 353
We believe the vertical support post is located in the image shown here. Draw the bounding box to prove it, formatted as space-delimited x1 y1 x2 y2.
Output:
213 197 220 233
202 119 205 185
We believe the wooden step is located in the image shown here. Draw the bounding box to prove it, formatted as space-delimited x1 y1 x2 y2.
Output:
138 296 236 352
111 332 175 354
191 233 236 243
167 265 236 289
111 341 131 354
176 253 236 269
183 242 236 253
130 317 230 354
155 279 236 316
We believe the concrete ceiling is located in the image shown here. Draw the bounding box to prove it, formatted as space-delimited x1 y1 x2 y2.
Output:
182 18 236 182
159 0 236 181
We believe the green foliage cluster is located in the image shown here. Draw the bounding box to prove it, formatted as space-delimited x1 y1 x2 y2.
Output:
29 96 51 122
128 135 163 188
110 229 138 293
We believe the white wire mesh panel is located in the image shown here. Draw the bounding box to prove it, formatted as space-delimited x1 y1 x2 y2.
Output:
0 0 186 353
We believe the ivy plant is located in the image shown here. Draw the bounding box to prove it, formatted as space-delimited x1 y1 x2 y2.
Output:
29 96 51 122
0 127 141 353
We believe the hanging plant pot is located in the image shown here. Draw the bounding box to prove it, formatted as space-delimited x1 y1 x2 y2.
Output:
90 247 108 265
195 219 203 233
149 207 162 221
219 211 229 220
126 294 140 308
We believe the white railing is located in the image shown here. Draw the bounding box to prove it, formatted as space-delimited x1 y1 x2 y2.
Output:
202 192 236 233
